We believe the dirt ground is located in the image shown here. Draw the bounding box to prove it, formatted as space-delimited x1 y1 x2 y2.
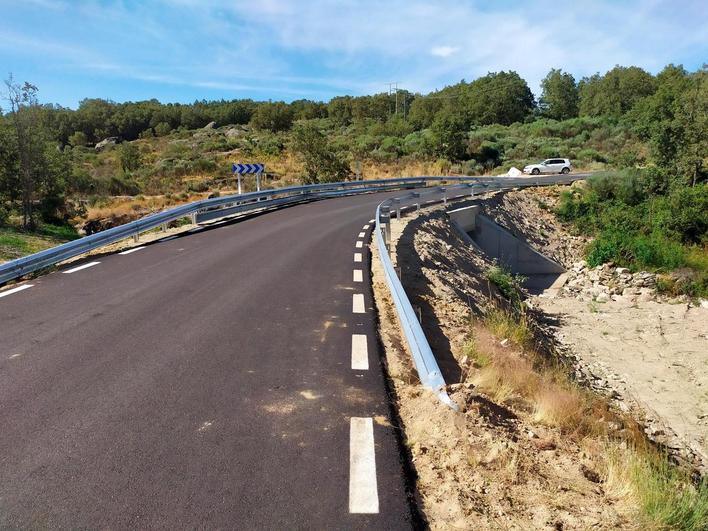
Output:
533 295 708 470
479 187 708 472
371 200 635 529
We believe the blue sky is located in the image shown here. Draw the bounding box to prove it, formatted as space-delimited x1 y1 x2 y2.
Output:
1 0 706 108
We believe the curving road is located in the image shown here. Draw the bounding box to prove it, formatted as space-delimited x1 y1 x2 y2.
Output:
0 191 419 529
0 174 583 529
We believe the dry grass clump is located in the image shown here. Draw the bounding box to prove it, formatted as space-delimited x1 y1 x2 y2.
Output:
465 305 708 529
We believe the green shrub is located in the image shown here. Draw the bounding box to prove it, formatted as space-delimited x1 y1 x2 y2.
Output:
486 265 526 307
557 170 707 276
187 181 209 193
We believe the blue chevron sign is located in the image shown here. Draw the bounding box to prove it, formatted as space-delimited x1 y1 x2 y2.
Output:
232 163 264 174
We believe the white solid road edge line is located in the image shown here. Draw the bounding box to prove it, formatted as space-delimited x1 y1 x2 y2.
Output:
351 334 369 370
354 252 363 263
0 284 34 299
353 269 363 282
158 235 179 242
352 293 365 313
118 246 146 255
355 240 363 248
62 262 100 274
349 417 379 514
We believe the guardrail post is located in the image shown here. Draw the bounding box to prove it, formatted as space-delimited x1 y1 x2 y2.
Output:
133 233 139 243
411 191 421 212
190 212 197 225
161 222 167 232
441 187 447 205
381 205 391 249
394 198 401 220
469 184 475 198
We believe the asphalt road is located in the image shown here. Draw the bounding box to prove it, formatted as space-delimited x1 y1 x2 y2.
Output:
0 174 584 529
0 190 419 529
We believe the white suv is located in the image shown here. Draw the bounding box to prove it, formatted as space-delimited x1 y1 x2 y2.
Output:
523 158 572 175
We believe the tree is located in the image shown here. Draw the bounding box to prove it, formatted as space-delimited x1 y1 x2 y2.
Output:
0 114 20 207
408 95 444 129
291 122 350 183
579 66 657 117
119 142 142 172
463 71 535 125
3 75 45 228
68 131 88 147
249 102 294 132
539 68 579 120
429 108 469 160
327 96 353 126
673 67 707 185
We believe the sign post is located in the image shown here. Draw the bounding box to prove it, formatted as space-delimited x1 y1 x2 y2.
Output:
232 163 265 194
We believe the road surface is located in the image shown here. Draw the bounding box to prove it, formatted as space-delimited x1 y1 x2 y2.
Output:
0 175 582 529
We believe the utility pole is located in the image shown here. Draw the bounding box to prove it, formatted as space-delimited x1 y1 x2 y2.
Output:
386 82 399 116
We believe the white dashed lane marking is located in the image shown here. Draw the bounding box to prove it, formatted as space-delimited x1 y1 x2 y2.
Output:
62 262 100 274
349 417 379 514
368 219 375 223
351 334 369 370
362 224 369 230
358 232 366 238
0 284 34 299
352 293 365 313
354 253 362 263
118 246 145 255
355 241 363 249
353 269 363 282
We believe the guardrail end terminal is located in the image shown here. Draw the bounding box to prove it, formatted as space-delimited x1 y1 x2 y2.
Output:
436 390 460 411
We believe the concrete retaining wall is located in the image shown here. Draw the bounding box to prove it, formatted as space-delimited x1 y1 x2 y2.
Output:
447 205 564 276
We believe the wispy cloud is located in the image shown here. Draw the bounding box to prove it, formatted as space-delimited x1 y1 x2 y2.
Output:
431 46 459 58
0 0 705 106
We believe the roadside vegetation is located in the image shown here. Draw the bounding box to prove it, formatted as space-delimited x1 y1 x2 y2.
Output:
557 171 707 297
474 265 708 528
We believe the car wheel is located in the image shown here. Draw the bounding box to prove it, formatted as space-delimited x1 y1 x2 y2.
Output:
532 168 540 175
561 167 570 174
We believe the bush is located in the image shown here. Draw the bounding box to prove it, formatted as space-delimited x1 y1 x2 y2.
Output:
187 181 209 193
557 170 707 275
486 264 526 308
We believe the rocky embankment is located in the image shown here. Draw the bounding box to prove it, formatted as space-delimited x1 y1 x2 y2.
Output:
562 260 658 303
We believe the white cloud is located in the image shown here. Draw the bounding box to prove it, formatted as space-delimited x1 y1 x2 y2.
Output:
431 46 459 58
3 0 707 103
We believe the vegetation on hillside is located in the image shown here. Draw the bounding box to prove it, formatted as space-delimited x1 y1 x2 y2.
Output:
1 63 706 279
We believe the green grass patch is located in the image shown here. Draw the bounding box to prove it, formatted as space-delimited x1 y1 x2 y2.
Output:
462 332 490 368
605 445 708 530
0 224 78 262
484 307 533 350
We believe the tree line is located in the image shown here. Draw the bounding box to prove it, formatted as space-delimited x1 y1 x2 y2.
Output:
1 63 706 229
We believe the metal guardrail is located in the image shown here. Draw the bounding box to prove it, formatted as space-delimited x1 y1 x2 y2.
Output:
0 176 482 285
373 174 589 409
1 171 589 406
